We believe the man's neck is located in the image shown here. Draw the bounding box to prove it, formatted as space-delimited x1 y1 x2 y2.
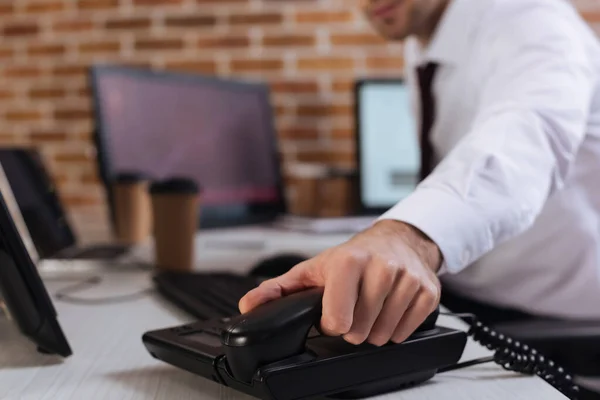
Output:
415 0 451 47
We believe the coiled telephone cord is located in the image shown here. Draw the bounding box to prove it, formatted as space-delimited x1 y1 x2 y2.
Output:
441 313 580 400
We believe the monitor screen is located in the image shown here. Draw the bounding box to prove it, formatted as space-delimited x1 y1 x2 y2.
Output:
90 66 286 228
0 184 72 357
0 149 75 259
355 79 419 213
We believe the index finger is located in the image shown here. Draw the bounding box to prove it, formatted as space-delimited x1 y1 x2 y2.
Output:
239 259 315 313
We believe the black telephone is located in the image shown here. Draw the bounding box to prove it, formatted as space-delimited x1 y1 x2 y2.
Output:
142 287 467 400
143 287 580 400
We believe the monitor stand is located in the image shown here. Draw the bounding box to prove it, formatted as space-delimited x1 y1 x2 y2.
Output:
0 292 58 356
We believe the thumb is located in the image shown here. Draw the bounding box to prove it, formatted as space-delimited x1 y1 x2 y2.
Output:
239 260 315 314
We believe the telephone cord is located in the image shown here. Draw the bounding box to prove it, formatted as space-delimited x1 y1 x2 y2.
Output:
440 312 580 400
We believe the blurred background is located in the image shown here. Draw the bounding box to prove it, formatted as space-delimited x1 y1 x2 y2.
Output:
0 0 598 241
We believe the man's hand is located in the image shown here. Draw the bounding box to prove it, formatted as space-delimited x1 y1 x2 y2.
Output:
238 220 443 346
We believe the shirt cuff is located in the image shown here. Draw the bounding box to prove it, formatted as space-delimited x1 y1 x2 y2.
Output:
377 187 493 274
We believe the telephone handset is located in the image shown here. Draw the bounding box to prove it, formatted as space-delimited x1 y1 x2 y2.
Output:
221 287 440 382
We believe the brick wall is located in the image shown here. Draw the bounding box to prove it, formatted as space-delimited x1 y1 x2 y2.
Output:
0 0 599 218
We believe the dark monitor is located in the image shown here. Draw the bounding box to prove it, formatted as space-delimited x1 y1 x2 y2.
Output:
89 65 287 229
0 181 72 357
0 148 76 259
354 79 420 214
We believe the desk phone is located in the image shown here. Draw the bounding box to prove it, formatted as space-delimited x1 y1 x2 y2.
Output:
143 285 581 400
144 288 462 399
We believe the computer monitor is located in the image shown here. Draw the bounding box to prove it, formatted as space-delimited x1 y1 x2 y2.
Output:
354 78 420 214
0 148 77 260
89 65 287 229
0 176 72 357
0 160 39 263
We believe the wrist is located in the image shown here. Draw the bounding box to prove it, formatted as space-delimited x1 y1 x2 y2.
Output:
375 220 443 273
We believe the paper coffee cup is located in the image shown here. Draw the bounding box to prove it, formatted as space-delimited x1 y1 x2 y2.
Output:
150 177 200 272
112 172 152 245
286 163 329 217
319 167 358 217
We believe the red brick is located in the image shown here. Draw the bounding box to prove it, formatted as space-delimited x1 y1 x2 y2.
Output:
263 34 315 47
278 128 320 140
197 35 249 48
0 89 16 100
228 12 282 25
296 148 355 165
52 64 88 78
230 58 284 72
53 17 95 32
54 150 92 163
296 104 352 118
134 0 183 4
54 107 93 121
0 134 20 144
50 173 71 186
331 128 354 139
0 4 14 15
330 33 386 46
3 22 39 37
77 0 119 10
270 80 319 94
164 60 217 74
332 79 354 93
74 86 92 98
5 110 44 122
27 43 66 56
196 0 245 3
166 15 217 27
30 87 67 99
4 65 42 78
366 56 404 70
24 1 66 13
105 17 151 30
81 173 101 184
295 11 354 24
0 45 14 59
273 104 288 118
135 38 184 50
79 40 121 54
297 57 355 71
30 131 69 143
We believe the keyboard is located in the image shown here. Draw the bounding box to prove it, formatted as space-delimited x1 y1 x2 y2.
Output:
153 271 262 320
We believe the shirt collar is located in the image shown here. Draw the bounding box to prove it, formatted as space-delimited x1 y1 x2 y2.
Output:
412 0 489 66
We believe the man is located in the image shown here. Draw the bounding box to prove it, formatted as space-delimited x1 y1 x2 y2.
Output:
240 0 600 348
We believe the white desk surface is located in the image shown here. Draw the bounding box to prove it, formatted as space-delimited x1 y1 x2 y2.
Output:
1 226 567 400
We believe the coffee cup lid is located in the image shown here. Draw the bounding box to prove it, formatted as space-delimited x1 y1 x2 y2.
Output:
150 177 200 195
115 171 147 183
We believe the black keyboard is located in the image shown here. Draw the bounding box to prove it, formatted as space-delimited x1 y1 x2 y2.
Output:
153 271 262 320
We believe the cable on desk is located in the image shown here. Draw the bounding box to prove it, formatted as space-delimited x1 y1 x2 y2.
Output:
439 312 580 400
54 276 153 305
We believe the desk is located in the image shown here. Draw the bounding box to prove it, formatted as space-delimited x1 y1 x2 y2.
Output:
1 226 568 399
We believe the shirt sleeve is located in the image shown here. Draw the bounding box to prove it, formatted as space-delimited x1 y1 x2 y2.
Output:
378 8 599 274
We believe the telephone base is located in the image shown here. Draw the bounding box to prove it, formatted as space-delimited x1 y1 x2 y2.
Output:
143 319 467 400
329 370 436 399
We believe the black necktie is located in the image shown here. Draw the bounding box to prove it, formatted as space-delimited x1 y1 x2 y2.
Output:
417 63 439 181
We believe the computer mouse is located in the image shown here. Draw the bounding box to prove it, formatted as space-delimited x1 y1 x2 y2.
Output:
249 253 308 278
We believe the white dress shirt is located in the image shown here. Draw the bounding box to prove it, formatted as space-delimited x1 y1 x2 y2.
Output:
379 0 600 319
